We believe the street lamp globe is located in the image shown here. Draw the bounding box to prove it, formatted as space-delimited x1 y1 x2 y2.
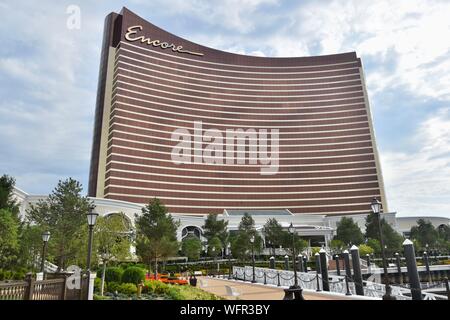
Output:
42 231 51 243
288 222 295 235
87 209 99 226
371 198 382 214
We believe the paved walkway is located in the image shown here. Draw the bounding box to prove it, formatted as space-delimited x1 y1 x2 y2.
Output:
197 277 343 300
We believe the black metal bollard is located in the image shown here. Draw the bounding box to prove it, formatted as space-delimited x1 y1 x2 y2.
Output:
297 254 302 272
395 253 403 285
334 254 341 276
403 239 422 300
350 245 364 296
284 255 289 270
319 248 330 291
264 272 267 285
423 251 432 283
444 277 450 300
298 254 304 272
345 275 352 296
269 256 275 269
343 250 352 281
315 252 321 292
303 255 308 272
366 253 371 274
277 272 281 287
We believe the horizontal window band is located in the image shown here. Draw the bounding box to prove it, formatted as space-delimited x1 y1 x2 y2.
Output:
108 137 374 155
106 153 376 169
120 41 360 70
113 87 366 111
106 160 377 176
110 128 372 145
103 192 375 208
116 62 362 89
107 143 375 161
110 113 370 130
113 92 368 112
116 52 360 82
108 135 373 151
114 72 363 99
105 175 379 190
115 59 362 87
117 46 360 75
113 82 364 106
104 185 380 201
111 105 368 126
116 66 364 93
114 78 364 105
112 99 367 120
105 166 378 181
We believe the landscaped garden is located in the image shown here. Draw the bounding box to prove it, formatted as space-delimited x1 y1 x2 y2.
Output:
93 265 222 300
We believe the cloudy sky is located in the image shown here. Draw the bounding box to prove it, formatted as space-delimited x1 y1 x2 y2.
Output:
0 0 449 217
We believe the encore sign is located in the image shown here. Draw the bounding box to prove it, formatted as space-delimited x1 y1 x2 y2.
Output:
124 25 204 57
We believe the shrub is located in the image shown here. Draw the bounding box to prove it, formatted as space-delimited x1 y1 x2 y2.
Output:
121 267 145 285
358 244 374 256
118 283 137 295
143 280 222 300
107 281 121 293
105 267 123 283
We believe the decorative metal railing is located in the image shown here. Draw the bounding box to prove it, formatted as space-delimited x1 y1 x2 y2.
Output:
232 266 448 300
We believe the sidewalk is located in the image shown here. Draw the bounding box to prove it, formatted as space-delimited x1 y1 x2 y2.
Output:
197 277 343 300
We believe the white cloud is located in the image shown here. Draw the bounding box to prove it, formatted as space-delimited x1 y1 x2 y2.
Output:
381 107 450 217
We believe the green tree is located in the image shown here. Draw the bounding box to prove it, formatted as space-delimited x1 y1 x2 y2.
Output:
330 239 345 252
26 178 93 270
202 213 228 246
0 174 20 216
280 231 308 253
334 217 364 245
365 213 403 255
135 198 180 277
207 236 223 256
358 244 374 256
230 213 262 260
410 219 439 249
437 224 450 242
263 218 284 250
181 236 202 261
366 238 381 254
16 223 44 270
0 208 19 269
95 213 132 261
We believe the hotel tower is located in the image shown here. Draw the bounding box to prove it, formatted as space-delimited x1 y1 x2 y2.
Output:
88 8 388 217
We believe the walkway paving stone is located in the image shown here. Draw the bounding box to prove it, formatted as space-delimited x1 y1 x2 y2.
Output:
197 277 343 300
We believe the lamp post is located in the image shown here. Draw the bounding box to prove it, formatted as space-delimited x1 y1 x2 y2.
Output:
250 235 256 283
371 198 395 300
211 246 216 277
100 252 111 296
40 231 50 278
283 223 304 300
86 210 99 273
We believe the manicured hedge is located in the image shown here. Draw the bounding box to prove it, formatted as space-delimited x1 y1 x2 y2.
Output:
121 266 146 284
104 267 123 283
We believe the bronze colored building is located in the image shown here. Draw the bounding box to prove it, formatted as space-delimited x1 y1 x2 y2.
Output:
88 7 388 216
